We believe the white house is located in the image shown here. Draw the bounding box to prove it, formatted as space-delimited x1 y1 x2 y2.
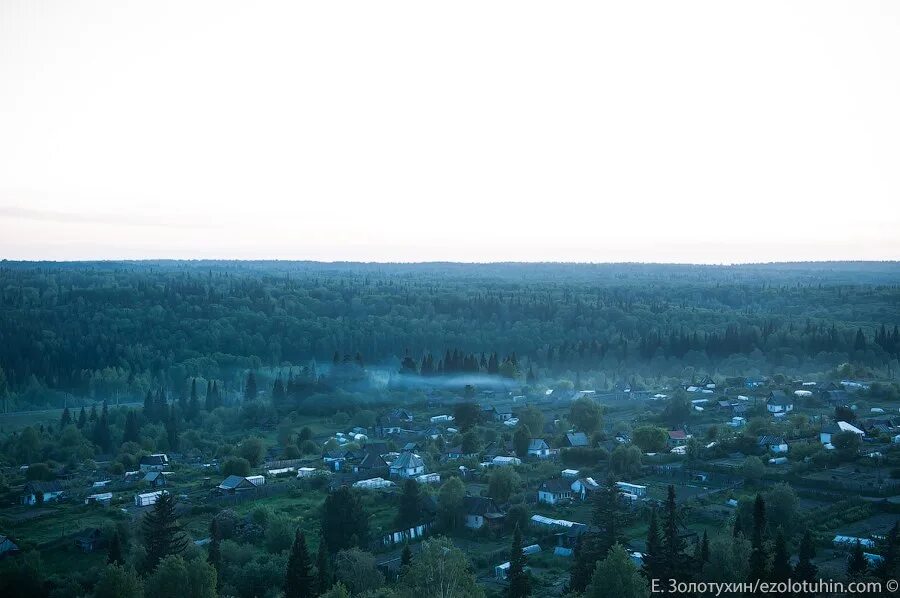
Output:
758 435 788 454
571 477 601 500
527 439 551 459
139 454 169 472
766 391 794 414
538 478 573 505
463 496 504 529
820 421 866 445
21 481 64 505
389 452 426 479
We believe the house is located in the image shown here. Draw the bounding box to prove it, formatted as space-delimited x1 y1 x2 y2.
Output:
561 469 580 479
490 404 514 422
757 435 788 454
74 528 106 553
402 442 423 452
0 534 20 558
491 456 521 467
820 421 866 445
388 408 414 422
144 471 168 488
21 480 64 505
463 496 504 529
766 391 794 414
389 452 426 479
565 432 590 448
123 470 143 483
538 478 574 505
355 450 390 475
571 477 601 500
217 475 265 493
819 389 852 405
139 454 170 472
667 430 688 447
527 439 551 459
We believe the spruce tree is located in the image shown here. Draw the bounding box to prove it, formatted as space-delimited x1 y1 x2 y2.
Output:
208 517 221 573
165 406 179 450
205 380 213 411
847 539 868 579
507 524 529 598
642 507 663 581
123 410 140 444
661 485 690 583
107 529 124 565
794 530 818 584
284 529 314 598
77 406 87 428
315 536 332 595
93 401 111 453
188 378 199 419
875 522 899 582
770 531 791 582
748 494 768 583
695 530 709 564
60 407 72 427
245 371 258 401
141 492 188 572
401 542 412 569
395 478 422 531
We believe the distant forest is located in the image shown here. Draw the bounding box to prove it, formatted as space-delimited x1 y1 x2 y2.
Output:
1 261 899 407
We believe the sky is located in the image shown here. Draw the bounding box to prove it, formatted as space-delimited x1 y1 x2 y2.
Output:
1 1 898 263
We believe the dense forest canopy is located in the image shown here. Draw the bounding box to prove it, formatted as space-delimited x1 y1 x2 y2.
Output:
1 261 899 408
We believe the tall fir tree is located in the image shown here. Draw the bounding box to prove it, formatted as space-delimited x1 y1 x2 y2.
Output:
847 539 868 579
60 407 72 427
794 530 818 585
748 494 768 583
315 535 332 595
769 531 791 582
205 380 213 411
875 522 899 582
208 517 222 580
642 508 663 581
123 410 140 444
284 529 314 598
77 406 87 428
245 371 258 401
661 485 691 583
395 478 423 531
107 529 124 565
188 378 199 419
401 542 412 569
165 406 179 450
507 524 529 598
141 492 188 572
93 401 111 453
272 375 286 408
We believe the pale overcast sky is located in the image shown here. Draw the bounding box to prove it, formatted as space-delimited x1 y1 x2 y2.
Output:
1 1 898 263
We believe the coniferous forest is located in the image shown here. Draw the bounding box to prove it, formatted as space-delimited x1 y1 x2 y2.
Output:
1 261 899 409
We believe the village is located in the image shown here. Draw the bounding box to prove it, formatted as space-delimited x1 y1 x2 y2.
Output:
2 372 899 595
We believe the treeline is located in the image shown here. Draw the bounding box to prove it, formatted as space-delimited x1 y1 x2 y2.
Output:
1 262 899 402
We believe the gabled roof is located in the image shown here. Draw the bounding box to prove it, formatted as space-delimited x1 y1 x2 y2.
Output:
139 454 169 466
540 478 572 494
218 475 259 490
565 432 589 447
667 430 687 440
464 496 501 516
757 435 786 446
390 452 424 470
528 439 549 451
24 480 63 494
768 391 793 406
357 451 389 470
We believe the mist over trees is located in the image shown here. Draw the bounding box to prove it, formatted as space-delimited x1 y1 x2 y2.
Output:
1 261 899 408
